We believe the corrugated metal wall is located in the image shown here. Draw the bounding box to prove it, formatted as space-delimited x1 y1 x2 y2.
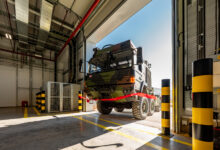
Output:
206 0 216 58
184 0 218 112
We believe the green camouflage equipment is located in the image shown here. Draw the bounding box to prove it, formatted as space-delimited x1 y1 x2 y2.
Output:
85 40 152 102
84 40 160 119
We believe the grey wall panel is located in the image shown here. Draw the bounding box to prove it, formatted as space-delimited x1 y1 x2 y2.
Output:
18 68 29 88
18 89 29 106
184 0 219 112
0 65 16 107
44 70 54 84
187 1 197 76
184 0 198 111
206 0 216 58
33 69 42 88
17 68 29 106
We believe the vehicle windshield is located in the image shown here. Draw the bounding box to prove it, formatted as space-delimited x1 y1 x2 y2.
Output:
89 59 132 73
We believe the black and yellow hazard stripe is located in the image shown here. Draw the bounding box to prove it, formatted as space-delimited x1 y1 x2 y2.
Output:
192 58 213 150
38 91 42 110
78 91 83 112
35 92 38 109
36 92 41 110
161 79 170 136
41 91 46 113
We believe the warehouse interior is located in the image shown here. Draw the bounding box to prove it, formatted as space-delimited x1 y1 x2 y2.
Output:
0 0 219 149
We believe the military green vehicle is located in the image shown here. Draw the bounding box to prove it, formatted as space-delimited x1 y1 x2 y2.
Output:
84 40 160 120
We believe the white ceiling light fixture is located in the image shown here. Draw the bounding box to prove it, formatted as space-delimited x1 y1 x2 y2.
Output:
35 54 42 58
5 33 12 39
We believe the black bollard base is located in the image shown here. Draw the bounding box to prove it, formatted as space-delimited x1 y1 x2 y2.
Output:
158 133 174 138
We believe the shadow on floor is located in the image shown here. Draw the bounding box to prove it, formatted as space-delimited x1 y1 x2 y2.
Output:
137 136 192 150
0 114 125 150
81 142 123 149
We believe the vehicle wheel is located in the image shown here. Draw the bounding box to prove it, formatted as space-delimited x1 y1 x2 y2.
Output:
132 97 149 120
148 99 155 116
97 101 112 115
155 105 160 112
114 107 124 112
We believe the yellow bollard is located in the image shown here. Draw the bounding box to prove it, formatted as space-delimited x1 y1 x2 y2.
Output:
161 79 170 136
192 58 213 150
41 91 46 113
78 91 83 112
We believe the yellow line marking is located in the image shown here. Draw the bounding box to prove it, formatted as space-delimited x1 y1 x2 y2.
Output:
74 116 168 150
86 115 192 147
26 111 79 119
24 107 28 118
33 107 41 116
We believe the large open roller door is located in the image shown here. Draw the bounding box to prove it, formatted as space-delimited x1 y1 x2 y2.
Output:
173 0 220 134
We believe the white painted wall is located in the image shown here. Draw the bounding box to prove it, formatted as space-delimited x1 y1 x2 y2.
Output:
0 65 16 107
0 63 55 107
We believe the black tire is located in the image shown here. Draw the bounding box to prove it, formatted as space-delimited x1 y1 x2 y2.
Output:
148 99 155 116
132 97 149 120
155 105 160 112
114 107 124 112
97 101 112 115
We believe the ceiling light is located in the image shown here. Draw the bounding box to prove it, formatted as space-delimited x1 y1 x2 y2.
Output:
35 54 42 57
5 33 8 39
5 33 12 39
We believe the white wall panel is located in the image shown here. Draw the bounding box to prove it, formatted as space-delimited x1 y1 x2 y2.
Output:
17 67 29 106
33 69 42 88
0 64 56 107
0 65 16 107
18 89 29 106
44 71 54 84
18 68 29 88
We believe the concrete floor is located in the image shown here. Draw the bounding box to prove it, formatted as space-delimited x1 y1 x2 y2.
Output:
0 107 192 150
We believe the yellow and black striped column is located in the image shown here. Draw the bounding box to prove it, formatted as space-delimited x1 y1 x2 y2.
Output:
38 91 42 110
161 79 170 136
192 58 213 150
36 92 39 109
36 92 41 110
78 91 83 112
41 91 46 113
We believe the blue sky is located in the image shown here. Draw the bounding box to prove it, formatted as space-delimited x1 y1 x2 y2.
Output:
97 0 172 88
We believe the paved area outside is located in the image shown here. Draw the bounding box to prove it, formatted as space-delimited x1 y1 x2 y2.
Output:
0 107 192 150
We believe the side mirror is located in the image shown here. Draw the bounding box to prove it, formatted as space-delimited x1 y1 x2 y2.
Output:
137 47 143 65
